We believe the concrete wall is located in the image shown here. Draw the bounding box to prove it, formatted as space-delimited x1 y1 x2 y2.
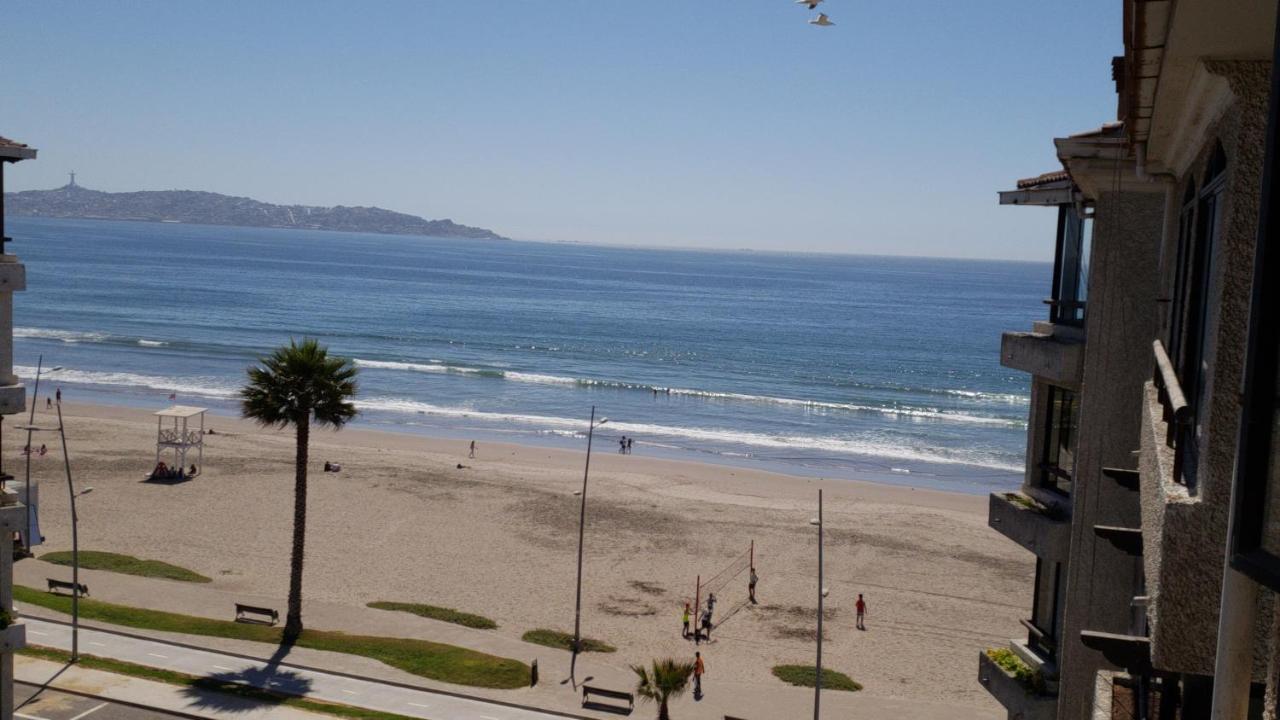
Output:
1139 62 1274 681
1056 186 1165 720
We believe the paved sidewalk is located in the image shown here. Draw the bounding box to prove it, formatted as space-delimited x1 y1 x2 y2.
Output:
22 618 572 720
15 658 324 720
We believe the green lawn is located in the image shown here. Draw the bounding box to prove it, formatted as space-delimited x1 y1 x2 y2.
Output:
20 646 430 720
367 601 497 630
771 664 862 692
41 551 211 583
520 628 615 653
15 586 530 689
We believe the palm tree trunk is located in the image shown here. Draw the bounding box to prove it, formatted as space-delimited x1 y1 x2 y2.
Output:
658 697 670 720
284 415 310 639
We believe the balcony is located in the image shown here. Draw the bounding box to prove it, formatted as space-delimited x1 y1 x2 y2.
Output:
989 491 1072 562
1001 321 1085 386
978 648 1057 720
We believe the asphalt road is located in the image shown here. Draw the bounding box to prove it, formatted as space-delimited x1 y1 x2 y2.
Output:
15 680 197 720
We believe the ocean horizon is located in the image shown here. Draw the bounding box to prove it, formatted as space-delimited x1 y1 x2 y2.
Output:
11 216 1043 493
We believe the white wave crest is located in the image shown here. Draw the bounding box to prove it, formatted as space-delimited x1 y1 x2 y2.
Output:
356 396 1022 472
15 327 109 344
14 365 238 399
137 339 169 347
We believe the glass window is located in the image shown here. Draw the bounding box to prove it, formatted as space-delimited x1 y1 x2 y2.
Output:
1051 207 1090 326
1040 386 1078 495
1030 558 1062 656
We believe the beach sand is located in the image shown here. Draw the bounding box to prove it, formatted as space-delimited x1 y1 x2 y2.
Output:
11 401 1029 714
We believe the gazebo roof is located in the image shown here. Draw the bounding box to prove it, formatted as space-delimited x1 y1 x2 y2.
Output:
155 405 208 419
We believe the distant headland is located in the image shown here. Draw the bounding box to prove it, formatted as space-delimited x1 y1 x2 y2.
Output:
4 177 508 241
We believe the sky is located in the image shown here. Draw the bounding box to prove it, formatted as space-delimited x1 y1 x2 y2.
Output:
2 1 1121 260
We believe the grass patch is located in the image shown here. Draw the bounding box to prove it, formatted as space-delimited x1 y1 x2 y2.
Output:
15 586 529 689
367 601 497 630
771 664 862 692
521 628 615 653
41 551 211 584
986 647 1046 694
20 646 428 720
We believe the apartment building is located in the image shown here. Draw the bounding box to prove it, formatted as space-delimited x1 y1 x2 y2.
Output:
980 1 1280 718
0 136 34 720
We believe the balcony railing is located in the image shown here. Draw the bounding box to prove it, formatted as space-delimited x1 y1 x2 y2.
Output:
1152 340 1193 489
1044 297 1086 327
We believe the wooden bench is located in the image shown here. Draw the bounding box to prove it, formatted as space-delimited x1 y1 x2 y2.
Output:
47 578 88 596
582 685 634 710
234 603 279 625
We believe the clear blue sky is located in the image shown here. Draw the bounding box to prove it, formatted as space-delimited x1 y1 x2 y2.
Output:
2 1 1120 260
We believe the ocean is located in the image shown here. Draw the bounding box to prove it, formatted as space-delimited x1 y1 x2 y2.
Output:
9 217 1043 493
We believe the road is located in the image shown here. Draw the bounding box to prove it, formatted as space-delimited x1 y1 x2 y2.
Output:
22 618 580 720
15 680 196 720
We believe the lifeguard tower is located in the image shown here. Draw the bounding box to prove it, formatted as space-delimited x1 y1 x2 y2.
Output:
154 405 206 474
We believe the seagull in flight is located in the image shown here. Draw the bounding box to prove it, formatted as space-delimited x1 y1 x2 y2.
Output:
809 12 834 26
796 0 823 8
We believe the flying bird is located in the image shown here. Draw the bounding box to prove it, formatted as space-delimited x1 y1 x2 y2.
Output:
796 0 823 8
809 12 834 26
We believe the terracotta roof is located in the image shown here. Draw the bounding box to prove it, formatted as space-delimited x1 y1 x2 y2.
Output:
1016 170 1071 189
0 134 36 161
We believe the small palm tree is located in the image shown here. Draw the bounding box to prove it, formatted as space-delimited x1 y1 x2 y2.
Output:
241 338 357 639
632 658 695 720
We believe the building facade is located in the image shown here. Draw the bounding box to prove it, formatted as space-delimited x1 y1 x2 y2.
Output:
0 136 34 720
981 0 1280 718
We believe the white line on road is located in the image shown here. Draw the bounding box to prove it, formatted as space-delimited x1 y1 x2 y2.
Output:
146 652 168 659
212 664 234 671
27 630 47 636
408 702 431 708
88 641 106 647
342 689 358 695
16 713 52 720
68 702 109 720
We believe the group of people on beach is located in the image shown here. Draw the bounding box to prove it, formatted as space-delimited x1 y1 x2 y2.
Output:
149 461 197 480
618 436 634 454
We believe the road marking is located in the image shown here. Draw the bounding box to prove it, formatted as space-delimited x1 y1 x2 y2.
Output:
16 713 52 720
27 630 47 636
88 641 106 647
68 702 109 720
212 664 234 671
408 702 431 708
342 689 358 695
147 653 169 659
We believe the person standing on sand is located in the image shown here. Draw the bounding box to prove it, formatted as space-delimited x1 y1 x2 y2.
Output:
626 437 633 454
856 593 867 630
469 440 476 459
55 388 61 405
619 436 627 454
749 567 758 604
693 651 705 698
700 606 713 641
682 602 691 638
45 397 51 410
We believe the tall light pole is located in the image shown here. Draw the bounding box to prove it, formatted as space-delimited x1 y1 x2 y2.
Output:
21 358 61 555
570 407 607 686
53 400 79 662
810 489 826 720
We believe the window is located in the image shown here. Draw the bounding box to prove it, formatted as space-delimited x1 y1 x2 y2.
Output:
1029 558 1064 657
1040 386 1078 495
1167 145 1228 489
1050 206 1091 326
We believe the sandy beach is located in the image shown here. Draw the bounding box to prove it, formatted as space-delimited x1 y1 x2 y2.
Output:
10 400 1030 714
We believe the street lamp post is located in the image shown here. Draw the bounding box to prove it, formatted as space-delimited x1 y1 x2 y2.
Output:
22 358 61 553
810 489 825 720
570 406 607 686
53 400 79 662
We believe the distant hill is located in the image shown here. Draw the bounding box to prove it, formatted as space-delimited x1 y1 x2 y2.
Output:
4 183 508 240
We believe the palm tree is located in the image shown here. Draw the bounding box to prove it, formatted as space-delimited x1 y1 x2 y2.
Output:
241 338 357 639
632 658 695 720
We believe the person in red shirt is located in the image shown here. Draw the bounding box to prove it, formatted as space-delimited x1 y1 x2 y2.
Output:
855 593 867 630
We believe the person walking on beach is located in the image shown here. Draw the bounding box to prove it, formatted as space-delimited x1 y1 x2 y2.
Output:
45 396 51 410
693 652 705 699
469 440 476 459
855 593 867 630
749 567 758 604
619 436 627 454
682 602 691 638
55 388 61 405
626 437 633 454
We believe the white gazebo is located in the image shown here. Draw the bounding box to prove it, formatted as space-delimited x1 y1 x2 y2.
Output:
154 405 206 474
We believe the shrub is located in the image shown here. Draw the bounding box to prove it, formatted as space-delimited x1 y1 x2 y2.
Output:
986 647 1046 694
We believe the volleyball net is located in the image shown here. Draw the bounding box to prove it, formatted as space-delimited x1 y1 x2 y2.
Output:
691 541 754 625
